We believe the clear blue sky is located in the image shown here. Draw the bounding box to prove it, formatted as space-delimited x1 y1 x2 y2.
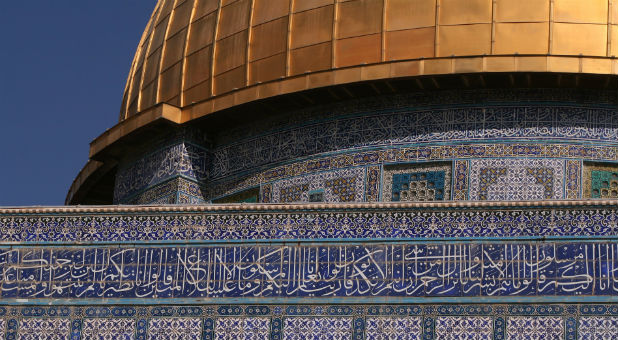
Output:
0 2 156 206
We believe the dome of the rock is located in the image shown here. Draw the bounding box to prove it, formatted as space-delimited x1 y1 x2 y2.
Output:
9 2 618 339
67 0 617 205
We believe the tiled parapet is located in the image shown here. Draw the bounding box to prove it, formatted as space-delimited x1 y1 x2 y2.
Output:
2 202 618 339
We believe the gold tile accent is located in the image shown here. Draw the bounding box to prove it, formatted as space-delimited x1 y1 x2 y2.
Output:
493 23 549 54
385 0 436 31
552 23 608 56
439 0 492 25
336 0 383 39
438 24 491 56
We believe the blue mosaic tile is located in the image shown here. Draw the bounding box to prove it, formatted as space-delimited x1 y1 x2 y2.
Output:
147 318 201 340
214 318 269 340
365 317 422 340
18 319 71 340
283 317 352 340
506 317 563 340
434 316 493 340
81 319 136 340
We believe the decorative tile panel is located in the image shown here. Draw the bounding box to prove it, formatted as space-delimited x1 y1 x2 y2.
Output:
578 317 618 340
147 318 201 340
365 166 381 202
4 305 618 340
214 318 270 340
283 317 352 340
365 317 422 340
3 241 618 299
453 160 469 200
211 89 618 180
469 159 564 201
506 317 563 340
566 160 582 199
206 142 618 203
382 163 451 202
271 168 365 203
434 317 493 340
115 142 210 204
82 319 136 340
584 163 618 198
18 319 71 340
2 203 618 243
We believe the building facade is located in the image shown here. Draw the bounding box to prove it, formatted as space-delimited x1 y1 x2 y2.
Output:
4 0 618 339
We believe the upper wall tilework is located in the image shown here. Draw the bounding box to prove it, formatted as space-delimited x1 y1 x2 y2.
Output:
469 159 565 201
210 90 618 179
114 89 617 204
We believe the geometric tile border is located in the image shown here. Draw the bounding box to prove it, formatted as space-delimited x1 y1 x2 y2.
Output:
4 305 618 340
2 202 618 243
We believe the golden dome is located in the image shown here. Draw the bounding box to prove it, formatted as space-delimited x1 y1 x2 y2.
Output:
96 0 617 154
70 0 616 204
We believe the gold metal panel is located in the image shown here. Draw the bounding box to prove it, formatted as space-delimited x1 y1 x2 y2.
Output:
214 30 248 75
307 71 335 88
129 66 143 106
484 56 516 72
143 48 163 85
214 66 246 95
162 29 188 71
168 0 193 37
183 80 211 105
249 53 286 84
280 76 307 94
253 0 290 25
385 27 435 61
258 81 282 98
290 42 332 75
389 60 421 77
385 0 436 31
250 17 288 61
159 62 182 101
361 64 391 80
139 81 158 112
293 0 334 13
582 58 612 74
424 59 451 74
611 1 618 24
552 23 608 56
548 56 579 72
335 33 382 67
150 16 171 56
184 46 212 89
438 24 491 56
554 0 608 24
194 0 219 20
187 13 217 55
494 23 549 54
334 67 362 84
234 86 259 105
439 0 492 25
156 0 175 25
453 57 483 73
213 92 235 111
517 56 547 72
291 5 334 49
495 0 549 22
609 24 618 57
336 0 383 39
217 0 251 39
